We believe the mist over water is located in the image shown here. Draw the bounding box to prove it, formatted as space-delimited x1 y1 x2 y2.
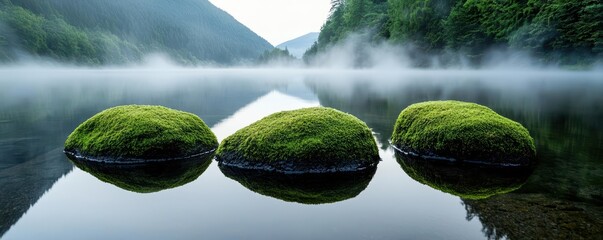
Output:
2 0 602 238
2 29 602 71
1 62 602 239
307 35 603 70
1 22 602 240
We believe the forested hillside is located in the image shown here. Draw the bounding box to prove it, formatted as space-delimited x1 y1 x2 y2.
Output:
0 0 272 65
306 0 602 66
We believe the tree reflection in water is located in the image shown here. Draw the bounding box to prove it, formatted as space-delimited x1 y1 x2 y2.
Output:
463 194 603 240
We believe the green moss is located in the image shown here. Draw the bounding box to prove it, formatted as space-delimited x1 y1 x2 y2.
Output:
65 105 218 161
396 153 532 199
216 107 379 172
220 165 376 204
68 154 213 193
391 101 535 165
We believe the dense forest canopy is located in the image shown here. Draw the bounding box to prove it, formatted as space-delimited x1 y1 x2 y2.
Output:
306 0 603 66
0 0 273 65
256 48 297 65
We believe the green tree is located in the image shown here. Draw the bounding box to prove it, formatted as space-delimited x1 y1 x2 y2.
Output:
304 0 388 60
444 1 494 59
257 47 296 64
2 6 47 53
388 0 455 51
310 0 602 66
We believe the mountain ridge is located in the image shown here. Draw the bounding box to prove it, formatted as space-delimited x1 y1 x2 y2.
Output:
0 0 273 65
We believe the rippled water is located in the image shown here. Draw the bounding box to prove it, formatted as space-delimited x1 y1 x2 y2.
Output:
0 68 601 239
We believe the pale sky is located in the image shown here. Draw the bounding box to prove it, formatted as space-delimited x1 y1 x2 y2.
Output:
209 0 331 46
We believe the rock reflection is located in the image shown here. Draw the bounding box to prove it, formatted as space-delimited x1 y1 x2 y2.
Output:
463 193 603 239
67 153 213 193
395 153 533 199
219 165 377 204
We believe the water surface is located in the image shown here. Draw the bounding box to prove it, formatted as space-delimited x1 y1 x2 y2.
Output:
1 68 601 239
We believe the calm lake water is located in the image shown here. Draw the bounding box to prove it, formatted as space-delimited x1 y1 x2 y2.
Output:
0 68 602 239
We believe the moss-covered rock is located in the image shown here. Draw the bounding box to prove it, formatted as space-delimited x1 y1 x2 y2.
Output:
216 107 380 173
391 101 535 166
219 165 376 204
64 105 218 162
396 153 532 199
67 154 213 193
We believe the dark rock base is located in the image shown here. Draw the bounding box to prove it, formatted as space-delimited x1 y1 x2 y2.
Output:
392 144 533 167
64 149 216 164
217 151 379 174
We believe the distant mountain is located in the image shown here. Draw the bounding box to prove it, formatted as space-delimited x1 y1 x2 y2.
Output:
276 32 319 58
0 0 273 65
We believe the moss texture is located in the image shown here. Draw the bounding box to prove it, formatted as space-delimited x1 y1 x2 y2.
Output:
396 153 532 199
67 154 213 193
391 101 535 165
65 105 218 161
216 107 380 173
220 165 376 204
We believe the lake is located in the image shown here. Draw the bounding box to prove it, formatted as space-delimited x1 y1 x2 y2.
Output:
0 68 602 239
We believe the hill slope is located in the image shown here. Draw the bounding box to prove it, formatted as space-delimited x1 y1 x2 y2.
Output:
0 0 272 65
306 0 602 66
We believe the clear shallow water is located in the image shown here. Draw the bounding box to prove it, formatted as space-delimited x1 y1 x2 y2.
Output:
0 68 601 239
